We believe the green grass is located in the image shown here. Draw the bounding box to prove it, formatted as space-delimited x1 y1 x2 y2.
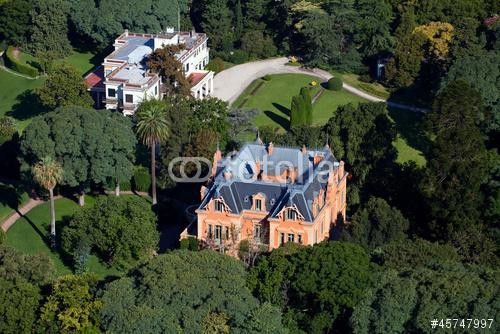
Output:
0 182 29 222
331 71 390 100
234 73 427 165
5 196 122 278
0 68 44 130
234 73 363 130
0 49 98 131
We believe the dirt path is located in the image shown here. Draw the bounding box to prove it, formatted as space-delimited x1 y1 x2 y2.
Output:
213 57 428 112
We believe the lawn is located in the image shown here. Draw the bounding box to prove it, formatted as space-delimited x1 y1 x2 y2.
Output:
0 182 29 222
331 71 390 100
0 68 44 130
0 49 98 131
233 73 427 165
5 196 123 278
234 73 364 130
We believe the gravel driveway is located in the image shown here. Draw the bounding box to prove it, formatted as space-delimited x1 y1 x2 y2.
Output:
213 57 427 112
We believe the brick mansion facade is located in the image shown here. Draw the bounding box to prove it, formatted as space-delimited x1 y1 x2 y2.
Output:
194 139 348 251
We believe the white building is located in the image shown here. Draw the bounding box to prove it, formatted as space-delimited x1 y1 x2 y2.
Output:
85 28 214 115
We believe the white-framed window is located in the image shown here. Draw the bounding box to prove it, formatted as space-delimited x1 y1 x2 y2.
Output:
215 200 224 212
253 224 262 240
287 233 294 242
107 88 116 98
125 94 133 103
208 224 213 238
255 199 262 211
285 209 297 220
215 225 222 240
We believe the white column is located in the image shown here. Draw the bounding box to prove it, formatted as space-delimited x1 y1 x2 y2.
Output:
210 78 214 94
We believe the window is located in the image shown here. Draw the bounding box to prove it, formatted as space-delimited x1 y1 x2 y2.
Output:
320 220 324 234
280 233 285 245
255 199 262 211
253 224 262 240
224 226 230 240
185 63 190 72
285 209 296 220
107 88 116 98
298 234 303 244
215 200 224 212
154 85 158 96
215 225 222 240
208 224 213 238
125 94 133 103
287 233 294 242
314 229 318 243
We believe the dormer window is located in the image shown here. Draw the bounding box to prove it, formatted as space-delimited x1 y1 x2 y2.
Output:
255 199 262 211
285 209 297 221
252 194 265 211
214 200 224 212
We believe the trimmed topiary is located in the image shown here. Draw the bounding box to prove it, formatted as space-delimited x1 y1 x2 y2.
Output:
3 46 38 77
133 166 151 192
327 77 343 91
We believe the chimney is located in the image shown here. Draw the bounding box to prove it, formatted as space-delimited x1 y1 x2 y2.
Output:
211 144 222 176
223 168 232 180
313 154 324 166
200 185 207 200
301 145 307 155
254 160 261 179
267 142 274 155
339 160 345 178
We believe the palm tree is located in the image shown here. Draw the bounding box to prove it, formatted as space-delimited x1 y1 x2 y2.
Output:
135 99 170 205
32 156 63 246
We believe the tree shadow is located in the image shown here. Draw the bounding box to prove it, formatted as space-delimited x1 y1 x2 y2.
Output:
272 102 290 116
7 90 47 121
388 106 431 155
0 183 25 212
264 110 290 130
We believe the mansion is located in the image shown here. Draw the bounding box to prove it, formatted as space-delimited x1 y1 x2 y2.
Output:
85 28 214 115
194 139 348 251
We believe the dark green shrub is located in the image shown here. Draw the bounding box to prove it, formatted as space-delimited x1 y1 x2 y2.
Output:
0 229 5 245
187 236 199 251
358 73 373 83
327 77 343 91
3 46 38 77
262 74 272 81
179 238 189 250
133 166 151 192
229 50 249 64
205 57 225 73
73 237 91 274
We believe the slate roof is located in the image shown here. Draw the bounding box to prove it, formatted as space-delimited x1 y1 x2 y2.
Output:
198 142 340 223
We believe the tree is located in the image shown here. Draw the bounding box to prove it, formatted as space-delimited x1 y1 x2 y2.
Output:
147 45 191 96
414 22 454 60
353 0 394 58
324 103 397 206
100 250 287 333
234 0 243 41
68 0 191 50
61 196 159 269
135 99 170 205
20 106 136 206
249 242 372 333
0 0 32 46
341 197 409 249
39 273 102 334
0 246 55 334
0 116 16 144
32 156 63 247
35 63 94 110
28 0 71 57
290 87 312 127
241 30 277 58
424 80 488 239
441 49 500 137
201 0 234 51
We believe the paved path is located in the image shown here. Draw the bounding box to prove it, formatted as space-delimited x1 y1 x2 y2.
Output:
213 57 428 112
1 198 47 232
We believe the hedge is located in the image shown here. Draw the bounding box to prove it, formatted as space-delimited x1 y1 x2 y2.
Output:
133 166 151 192
327 77 343 91
3 46 38 77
